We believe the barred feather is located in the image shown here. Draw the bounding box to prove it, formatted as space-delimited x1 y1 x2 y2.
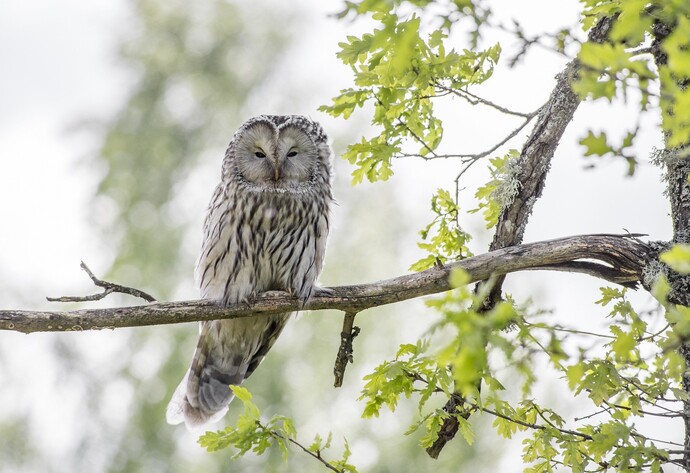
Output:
167 115 333 428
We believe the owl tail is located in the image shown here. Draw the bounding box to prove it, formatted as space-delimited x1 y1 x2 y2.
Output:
166 322 248 429
166 315 289 429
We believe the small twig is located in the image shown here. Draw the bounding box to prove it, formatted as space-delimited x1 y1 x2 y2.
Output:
266 428 342 473
47 261 156 303
453 107 542 181
333 312 360 388
264 421 343 473
433 83 537 118
602 399 686 419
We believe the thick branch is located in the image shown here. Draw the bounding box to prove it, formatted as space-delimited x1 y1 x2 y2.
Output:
652 17 690 471
490 15 616 252
0 234 651 334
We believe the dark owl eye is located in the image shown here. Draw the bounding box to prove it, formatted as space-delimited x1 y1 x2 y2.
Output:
287 150 298 158
255 151 266 158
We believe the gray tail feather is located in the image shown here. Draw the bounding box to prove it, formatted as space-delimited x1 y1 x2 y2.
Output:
166 326 250 429
166 369 234 428
167 315 290 429
166 363 247 429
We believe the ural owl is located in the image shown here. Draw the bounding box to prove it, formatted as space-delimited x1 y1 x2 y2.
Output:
167 115 333 428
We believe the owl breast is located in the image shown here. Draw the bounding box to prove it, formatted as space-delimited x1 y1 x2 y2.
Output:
197 186 329 305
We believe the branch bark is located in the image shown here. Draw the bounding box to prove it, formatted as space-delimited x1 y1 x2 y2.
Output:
651 17 690 471
0 234 651 334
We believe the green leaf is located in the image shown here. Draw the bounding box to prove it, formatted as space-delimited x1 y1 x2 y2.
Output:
231 385 253 403
660 244 690 274
457 416 475 445
580 130 612 157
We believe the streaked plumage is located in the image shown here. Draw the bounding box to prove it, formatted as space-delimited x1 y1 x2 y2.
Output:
167 115 333 428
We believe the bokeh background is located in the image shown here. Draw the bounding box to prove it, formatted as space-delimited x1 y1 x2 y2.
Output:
0 0 675 472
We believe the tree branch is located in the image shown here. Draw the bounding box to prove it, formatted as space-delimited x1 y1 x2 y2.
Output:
333 312 360 387
0 234 651 334
651 17 690 471
46 261 157 303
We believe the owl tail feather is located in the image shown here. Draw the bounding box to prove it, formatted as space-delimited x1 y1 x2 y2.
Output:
165 370 232 428
166 323 249 429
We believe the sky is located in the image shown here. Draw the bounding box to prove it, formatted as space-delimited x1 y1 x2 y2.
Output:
0 0 680 471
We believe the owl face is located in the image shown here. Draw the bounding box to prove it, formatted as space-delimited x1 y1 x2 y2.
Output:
227 115 331 194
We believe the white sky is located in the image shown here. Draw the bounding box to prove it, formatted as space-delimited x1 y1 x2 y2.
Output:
0 0 679 471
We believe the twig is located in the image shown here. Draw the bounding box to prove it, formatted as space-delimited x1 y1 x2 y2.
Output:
333 312 360 388
601 400 686 419
266 428 342 473
433 83 537 118
453 108 541 181
46 261 156 303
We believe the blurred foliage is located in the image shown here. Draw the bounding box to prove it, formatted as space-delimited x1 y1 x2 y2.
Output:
95 0 290 299
87 1 300 472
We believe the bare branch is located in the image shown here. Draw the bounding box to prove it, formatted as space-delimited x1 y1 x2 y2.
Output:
333 312 360 388
46 261 156 303
0 234 652 334
433 83 539 118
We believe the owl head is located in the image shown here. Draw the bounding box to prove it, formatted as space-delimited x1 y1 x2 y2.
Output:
223 115 332 194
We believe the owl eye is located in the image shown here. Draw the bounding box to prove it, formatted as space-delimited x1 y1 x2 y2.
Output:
287 150 298 158
255 151 266 158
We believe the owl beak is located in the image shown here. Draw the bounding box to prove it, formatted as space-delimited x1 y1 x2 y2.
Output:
271 158 281 181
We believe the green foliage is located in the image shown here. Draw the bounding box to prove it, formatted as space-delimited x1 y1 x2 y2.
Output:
660 243 690 274
357 274 685 470
95 0 291 298
359 271 523 449
579 129 637 174
320 3 500 183
200 387 358 472
576 0 690 149
469 150 521 228
199 386 293 458
410 189 472 271
659 15 690 147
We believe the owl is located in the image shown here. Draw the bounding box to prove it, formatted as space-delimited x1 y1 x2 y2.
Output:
166 115 333 428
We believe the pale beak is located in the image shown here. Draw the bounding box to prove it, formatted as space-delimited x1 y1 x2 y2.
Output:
273 165 281 181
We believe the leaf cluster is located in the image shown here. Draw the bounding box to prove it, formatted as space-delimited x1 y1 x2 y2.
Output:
199 386 357 472
576 0 690 171
356 269 685 470
320 3 500 183
410 189 473 271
